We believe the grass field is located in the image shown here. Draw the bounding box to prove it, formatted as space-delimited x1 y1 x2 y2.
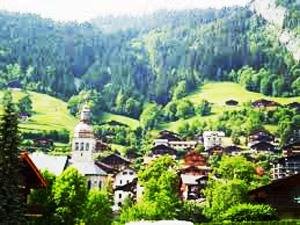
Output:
159 82 300 132
0 89 78 133
98 112 140 129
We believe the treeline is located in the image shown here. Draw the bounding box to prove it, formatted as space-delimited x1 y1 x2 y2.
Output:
0 6 299 118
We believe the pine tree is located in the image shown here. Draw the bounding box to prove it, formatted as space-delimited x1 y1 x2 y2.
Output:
0 90 24 224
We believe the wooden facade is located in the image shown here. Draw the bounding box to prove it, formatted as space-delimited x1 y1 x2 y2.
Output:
249 173 300 218
100 153 131 170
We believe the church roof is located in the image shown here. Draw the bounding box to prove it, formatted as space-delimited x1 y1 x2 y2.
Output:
71 161 107 176
30 152 68 176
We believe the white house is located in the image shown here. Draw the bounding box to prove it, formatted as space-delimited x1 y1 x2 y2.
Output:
113 168 137 210
203 131 225 150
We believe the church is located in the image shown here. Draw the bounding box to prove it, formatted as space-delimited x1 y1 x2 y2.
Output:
69 104 108 189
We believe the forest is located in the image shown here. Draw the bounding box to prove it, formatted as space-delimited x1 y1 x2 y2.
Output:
0 4 299 119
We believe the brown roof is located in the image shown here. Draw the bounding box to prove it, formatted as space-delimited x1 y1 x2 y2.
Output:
21 152 47 188
157 130 182 141
150 144 177 156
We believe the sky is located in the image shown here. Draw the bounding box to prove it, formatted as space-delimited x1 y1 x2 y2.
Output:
0 0 251 22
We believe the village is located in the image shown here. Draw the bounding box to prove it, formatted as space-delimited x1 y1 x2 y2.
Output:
19 103 300 219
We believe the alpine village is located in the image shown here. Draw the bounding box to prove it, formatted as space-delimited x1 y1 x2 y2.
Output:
0 0 300 225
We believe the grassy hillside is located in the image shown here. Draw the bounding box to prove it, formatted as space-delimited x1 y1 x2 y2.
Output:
0 89 78 133
159 82 300 132
97 112 140 129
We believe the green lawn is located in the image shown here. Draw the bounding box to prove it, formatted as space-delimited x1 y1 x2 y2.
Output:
160 82 300 132
98 112 140 129
0 89 78 133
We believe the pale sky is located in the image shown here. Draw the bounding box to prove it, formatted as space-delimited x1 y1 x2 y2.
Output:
0 0 251 22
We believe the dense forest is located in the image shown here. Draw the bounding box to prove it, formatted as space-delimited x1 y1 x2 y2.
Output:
0 2 299 119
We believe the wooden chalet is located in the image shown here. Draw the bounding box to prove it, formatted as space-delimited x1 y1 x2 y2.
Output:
95 140 110 152
180 151 210 201
250 141 276 152
157 130 182 141
100 153 131 170
224 145 242 155
95 161 117 174
248 130 275 144
283 141 300 157
149 144 177 157
33 138 53 147
20 152 47 217
272 155 300 180
252 99 281 108
249 173 300 218
206 145 224 155
225 99 239 106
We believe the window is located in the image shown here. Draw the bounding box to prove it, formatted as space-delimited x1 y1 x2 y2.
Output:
87 180 91 189
80 142 84 151
129 172 134 175
123 171 127 175
86 142 89 151
99 181 102 188
75 142 79 151
119 193 122 199
120 180 122 185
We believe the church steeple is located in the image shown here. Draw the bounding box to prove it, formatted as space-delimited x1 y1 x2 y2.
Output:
72 104 96 162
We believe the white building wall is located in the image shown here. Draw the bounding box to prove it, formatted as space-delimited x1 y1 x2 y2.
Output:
72 137 96 162
114 168 136 188
203 131 225 150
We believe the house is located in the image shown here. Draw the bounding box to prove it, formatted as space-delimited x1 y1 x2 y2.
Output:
203 131 225 150
100 153 131 170
20 152 47 217
252 99 281 108
69 104 108 189
95 139 110 152
19 112 30 122
224 145 242 155
248 130 275 144
180 151 210 201
249 141 276 153
144 144 177 164
113 168 137 210
114 178 137 211
7 79 22 89
225 99 239 106
249 173 300 218
206 145 225 155
283 141 300 157
33 138 53 148
30 152 69 176
154 130 197 150
272 155 300 180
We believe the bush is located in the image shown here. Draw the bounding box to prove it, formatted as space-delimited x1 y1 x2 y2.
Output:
221 203 277 222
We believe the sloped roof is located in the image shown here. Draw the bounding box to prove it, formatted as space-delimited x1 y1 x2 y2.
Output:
30 152 68 176
150 144 177 156
101 153 131 165
71 161 107 176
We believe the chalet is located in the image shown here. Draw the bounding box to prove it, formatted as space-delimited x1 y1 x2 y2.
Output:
249 141 276 153
95 139 110 152
114 178 137 211
283 141 300 157
225 99 239 106
30 152 69 176
252 99 281 108
154 130 198 150
20 152 47 217
206 145 225 155
95 161 117 175
19 112 30 122
248 130 275 144
7 79 22 89
224 145 242 155
144 144 177 164
113 168 137 210
100 153 131 170
203 131 225 150
33 138 53 147
180 151 210 201
272 155 300 180
125 149 141 161
249 173 300 218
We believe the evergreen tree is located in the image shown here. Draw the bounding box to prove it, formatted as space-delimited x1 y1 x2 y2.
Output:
0 90 24 224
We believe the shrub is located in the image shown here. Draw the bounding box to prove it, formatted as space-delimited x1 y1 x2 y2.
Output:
221 203 277 222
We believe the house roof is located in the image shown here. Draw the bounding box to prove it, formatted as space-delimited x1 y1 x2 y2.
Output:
250 141 275 151
114 178 137 192
249 173 300 195
157 130 182 141
224 145 242 153
95 161 117 174
150 144 177 156
100 153 131 165
181 174 207 185
71 161 107 176
21 152 47 188
274 155 300 164
30 152 68 176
